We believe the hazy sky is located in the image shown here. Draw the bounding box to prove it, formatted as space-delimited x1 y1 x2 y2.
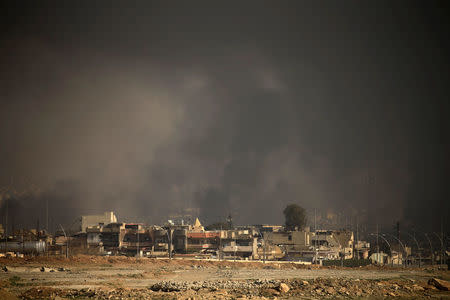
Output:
1 2 449 232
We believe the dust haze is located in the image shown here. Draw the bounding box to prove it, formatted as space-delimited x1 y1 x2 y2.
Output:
1 2 448 232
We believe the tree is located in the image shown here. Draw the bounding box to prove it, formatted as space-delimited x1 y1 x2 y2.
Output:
283 204 307 231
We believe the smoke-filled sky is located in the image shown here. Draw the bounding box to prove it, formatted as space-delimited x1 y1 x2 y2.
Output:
1 2 449 232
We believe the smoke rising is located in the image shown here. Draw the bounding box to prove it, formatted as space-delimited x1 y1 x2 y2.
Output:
1 2 448 233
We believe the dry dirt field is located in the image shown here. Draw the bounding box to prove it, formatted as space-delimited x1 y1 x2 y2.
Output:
0 255 449 299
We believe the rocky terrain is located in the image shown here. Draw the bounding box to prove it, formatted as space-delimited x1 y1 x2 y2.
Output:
0 256 449 299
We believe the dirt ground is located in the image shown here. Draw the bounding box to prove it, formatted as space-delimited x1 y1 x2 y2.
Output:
0 255 449 299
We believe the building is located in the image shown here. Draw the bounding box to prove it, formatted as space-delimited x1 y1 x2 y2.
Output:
151 227 170 254
86 222 125 254
180 218 218 254
80 211 118 232
121 224 152 256
332 230 354 259
354 240 370 259
220 229 258 259
312 230 354 259
264 230 312 259
254 224 284 233
370 252 389 265
390 250 404 265
186 231 220 253
255 243 284 260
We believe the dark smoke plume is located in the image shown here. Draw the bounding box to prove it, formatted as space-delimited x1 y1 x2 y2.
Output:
1 2 448 233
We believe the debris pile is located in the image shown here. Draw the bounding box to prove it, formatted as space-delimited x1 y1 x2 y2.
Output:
428 278 450 291
147 277 445 299
16 277 449 300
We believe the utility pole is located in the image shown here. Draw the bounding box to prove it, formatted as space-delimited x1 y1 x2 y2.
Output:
59 224 68 258
166 226 173 259
355 218 359 259
384 233 407 267
333 233 344 267
219 224 222 261
432 232 443 266
404 231 421 267
441 218 444 266
170 228 173 259
314 208 318 264
11 214 15 239
263 238 266 263
376 224 379 254
314 208 316 233
136 228 140 258
396 222 400 261
423 233 433 265
371 233 392 265
4 197 9 254
234 236 236 262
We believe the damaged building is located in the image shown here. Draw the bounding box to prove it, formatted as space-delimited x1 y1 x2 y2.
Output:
79 211 118 232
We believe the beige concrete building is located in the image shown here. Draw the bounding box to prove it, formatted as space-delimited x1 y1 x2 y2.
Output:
80 211 117 232
264 231 312 254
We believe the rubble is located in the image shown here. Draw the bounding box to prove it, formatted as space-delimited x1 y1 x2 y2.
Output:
144 276 442 299
428 278 450 291
278 282 290 293
11 275 447 299
0 255 447 299
39 267 56 272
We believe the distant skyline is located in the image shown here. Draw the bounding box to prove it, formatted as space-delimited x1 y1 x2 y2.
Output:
1 2 449 232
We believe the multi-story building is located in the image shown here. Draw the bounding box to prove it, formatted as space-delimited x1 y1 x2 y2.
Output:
86 222 126 254
80 211 118 232
220 229 258 259
263 230 312 259
121 224 152 256
312 230 354 260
